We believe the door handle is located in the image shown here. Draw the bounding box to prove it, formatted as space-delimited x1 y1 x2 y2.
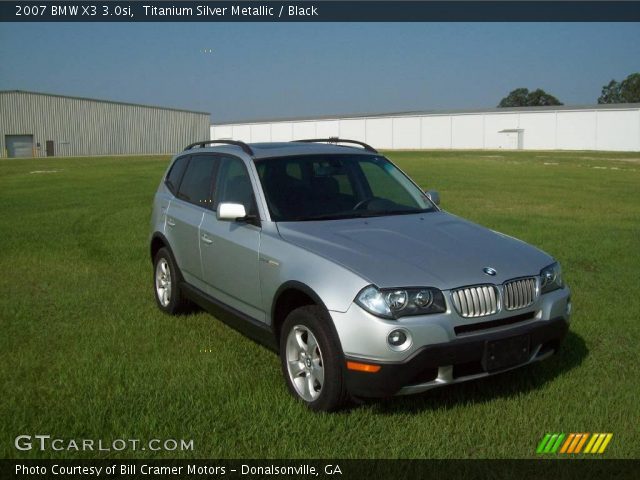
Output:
201 234 213 245
166 218 176 227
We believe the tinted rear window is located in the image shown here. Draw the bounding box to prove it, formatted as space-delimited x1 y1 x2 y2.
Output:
165 156 189 194
177 156 216 208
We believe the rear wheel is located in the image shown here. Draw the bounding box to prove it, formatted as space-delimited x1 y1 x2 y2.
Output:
280 306 349 412
153 247 188 314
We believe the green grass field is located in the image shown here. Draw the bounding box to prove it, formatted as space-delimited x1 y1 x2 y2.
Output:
1 150 639 459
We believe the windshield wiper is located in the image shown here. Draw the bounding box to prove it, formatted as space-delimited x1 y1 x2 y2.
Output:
351 209 432 218
289 212 359 222
287 209 433 222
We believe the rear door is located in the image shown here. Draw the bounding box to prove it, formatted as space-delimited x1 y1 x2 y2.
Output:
199 155 263 320
165 154 217 286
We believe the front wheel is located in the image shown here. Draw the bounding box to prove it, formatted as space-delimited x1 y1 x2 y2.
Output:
280 306 349 412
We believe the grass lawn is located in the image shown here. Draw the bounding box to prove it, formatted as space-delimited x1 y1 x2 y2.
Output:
1 150 639 459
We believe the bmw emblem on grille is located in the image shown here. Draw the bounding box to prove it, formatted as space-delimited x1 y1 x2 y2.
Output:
483 267 497 276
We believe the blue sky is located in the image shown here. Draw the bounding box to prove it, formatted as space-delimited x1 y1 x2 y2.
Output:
0 22 638 122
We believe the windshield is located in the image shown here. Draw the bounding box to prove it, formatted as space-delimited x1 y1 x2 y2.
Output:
255 154 436 222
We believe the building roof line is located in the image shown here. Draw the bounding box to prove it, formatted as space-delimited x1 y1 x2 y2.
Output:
0 90 210 115
213 103 640 125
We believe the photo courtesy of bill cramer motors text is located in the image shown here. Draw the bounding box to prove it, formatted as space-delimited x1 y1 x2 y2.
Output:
14 463 341 477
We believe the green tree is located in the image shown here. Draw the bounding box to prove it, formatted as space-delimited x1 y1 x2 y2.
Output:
620 73 640 103
598 73 640 104
498 88 563 107
498 88 529 107
598 80 623 104
526 89 563 106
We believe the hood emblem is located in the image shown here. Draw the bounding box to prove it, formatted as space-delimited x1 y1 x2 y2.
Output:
483 267 497 276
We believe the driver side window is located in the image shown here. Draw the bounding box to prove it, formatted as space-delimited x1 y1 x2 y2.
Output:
214 156 258 216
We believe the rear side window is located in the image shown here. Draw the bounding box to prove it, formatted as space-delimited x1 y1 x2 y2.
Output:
176 156 216 208
165 156 189 194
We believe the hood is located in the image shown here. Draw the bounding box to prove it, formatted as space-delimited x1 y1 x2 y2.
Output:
276 212 553 290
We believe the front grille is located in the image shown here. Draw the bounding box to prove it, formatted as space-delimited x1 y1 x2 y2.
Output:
504 277 538 311
451 285 498 318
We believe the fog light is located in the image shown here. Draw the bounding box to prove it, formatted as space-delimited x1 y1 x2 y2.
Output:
388 330 406 346
387 329 411 351
566 297 572 316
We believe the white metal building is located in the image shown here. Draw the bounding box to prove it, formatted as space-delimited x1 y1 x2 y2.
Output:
211 104 640 152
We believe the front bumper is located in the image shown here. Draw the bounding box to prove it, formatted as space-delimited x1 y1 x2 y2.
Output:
330 286 571 398
344 316 569 397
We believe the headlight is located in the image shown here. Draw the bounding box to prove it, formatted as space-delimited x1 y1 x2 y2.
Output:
540 262 563 294
355 285 446 319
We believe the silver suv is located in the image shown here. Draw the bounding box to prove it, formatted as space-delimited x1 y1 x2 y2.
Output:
150 138 571 411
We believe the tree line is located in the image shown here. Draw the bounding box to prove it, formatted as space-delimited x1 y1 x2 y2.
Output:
498 72 640 107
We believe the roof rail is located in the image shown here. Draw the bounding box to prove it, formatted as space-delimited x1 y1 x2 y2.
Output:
183 139 254 156
292 137 378 153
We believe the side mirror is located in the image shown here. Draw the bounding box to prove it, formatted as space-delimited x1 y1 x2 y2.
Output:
426 190 440 206
217 202 247 221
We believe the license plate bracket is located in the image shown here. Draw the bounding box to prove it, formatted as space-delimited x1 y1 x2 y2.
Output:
482 334 531 372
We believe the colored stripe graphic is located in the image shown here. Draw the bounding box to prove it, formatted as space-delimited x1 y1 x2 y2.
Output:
584 434 598 453
592 434 606 452
585 433 613 454
568 433 584 453
597 434 613 453
538 433 612 454
544 434 559 453
574 433 589 453
550 433 565 453
536 434 552 454
559 433 575 453
537 433 565 454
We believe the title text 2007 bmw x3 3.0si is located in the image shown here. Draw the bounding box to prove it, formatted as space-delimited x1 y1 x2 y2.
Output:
150 138 571 411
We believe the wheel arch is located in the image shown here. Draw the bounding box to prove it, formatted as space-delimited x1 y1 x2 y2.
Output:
150 232 170 263
271 281 333 350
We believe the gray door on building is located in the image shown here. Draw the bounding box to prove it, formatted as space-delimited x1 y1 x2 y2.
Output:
6 135 34 158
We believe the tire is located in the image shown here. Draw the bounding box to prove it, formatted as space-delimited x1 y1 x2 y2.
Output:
280 306 350 412
153 247 188 314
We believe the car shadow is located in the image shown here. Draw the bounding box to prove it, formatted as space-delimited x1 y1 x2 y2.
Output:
357 330 588 414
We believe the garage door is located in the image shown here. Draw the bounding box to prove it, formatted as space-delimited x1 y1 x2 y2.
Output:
6 135 34 158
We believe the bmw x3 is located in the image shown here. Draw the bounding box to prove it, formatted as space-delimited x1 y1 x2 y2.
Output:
150 138 571 411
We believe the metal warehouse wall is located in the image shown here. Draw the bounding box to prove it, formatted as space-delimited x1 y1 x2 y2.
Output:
0 91 210 157
211 105 640 152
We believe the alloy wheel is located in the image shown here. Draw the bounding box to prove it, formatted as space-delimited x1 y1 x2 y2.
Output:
285 325 325 402
155 258 172 307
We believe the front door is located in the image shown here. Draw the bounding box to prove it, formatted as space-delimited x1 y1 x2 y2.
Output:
199 155 263 320
46 140 55 157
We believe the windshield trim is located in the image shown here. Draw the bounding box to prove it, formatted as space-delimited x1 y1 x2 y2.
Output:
282 208 437 222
